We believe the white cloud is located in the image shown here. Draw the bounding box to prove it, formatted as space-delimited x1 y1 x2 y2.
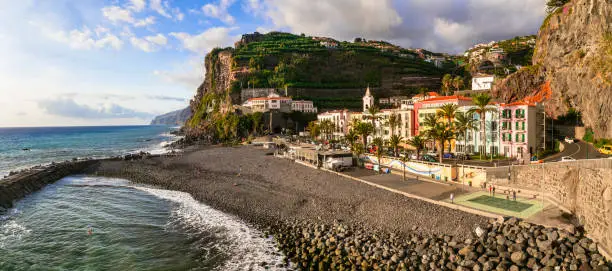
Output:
38 98 154 119
145 33 167 45
173 7 185 21
130 33 167 52
102 6 135 24
129 0 147 12
258 0 401 41
154 57 204 88
202 0 236 24
150 0 171 18
49 26 123 50
134 16 156 27
170 27 238 54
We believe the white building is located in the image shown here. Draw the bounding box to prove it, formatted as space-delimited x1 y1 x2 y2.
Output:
363 86 374 112
291 100 318 113
242 93 292 113
471 76 495 91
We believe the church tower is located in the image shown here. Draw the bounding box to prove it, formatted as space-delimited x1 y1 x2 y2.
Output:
362 85 374 112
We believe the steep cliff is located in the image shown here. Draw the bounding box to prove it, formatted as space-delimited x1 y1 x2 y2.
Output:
150 107 191 125
186 32 454 137
495 0 612 138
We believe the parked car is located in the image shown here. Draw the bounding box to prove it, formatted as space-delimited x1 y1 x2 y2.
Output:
456 153 471 160
443 153 455 159
564 136 575 144
421 155 437 162
561 156 576 162
599 145 612 155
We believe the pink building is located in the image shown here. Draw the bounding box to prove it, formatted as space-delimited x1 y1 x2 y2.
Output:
499 101 544 159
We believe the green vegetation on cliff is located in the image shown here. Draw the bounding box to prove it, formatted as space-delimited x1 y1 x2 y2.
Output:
228 32 445 91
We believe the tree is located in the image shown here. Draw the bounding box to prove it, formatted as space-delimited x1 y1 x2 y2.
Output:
405 136 426 160
372 137 385 173
354 121 374 149
422 114 440 152
387 113 401 137
250 112 264 135
452 76 464 91
319 119 335 141
366 106 381 136
441 74 453 95
436 103 459 152
454 112 478 154
307 121 320 140
344 129 359 149
428 123 455 163
467 93 497 159
388 135 403 157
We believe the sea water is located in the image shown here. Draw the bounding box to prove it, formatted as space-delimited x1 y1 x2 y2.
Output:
0 125 179 178
0 126 285 270
0 177 285 270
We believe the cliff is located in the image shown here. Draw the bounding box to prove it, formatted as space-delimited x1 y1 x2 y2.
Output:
150 107 191 126
495 0 612 138
186 32 455 136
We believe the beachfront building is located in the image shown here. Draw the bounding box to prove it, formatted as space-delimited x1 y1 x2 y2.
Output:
499 101 544 159
454 104 501 156
243 93 293 113
413 95 473 135
317 109 353 140
291 100 318 113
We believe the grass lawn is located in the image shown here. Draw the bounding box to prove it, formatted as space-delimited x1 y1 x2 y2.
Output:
468 195 532 212
450 191 545 218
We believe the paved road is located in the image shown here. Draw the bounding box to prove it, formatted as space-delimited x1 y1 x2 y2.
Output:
544 140 607 162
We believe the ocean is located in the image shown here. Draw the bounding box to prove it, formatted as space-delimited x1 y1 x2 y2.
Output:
0 125 179 178
0 126 285 270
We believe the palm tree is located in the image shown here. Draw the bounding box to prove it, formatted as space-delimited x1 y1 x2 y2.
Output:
344 129 359 149
366 106 381 136
372 137 385 172
388 135 403 157
436 103 459 152
454 112 478 154
452 76 464 91
429 123 455 163
442 74 453 95
467 93 497 159
354 121 374 149
307 121 320 140
319 119 335 141
387 113 401 137
405 135 426 160
422 114 440 153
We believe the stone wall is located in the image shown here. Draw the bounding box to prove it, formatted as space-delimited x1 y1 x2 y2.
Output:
0 160 98 209
488 159 612 256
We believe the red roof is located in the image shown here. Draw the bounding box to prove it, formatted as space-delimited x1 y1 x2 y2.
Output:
500 101 536 107
249 97 291 101
420 95 472 103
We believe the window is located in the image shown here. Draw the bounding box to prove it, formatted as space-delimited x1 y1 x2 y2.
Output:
522 134 525 143
522 122 525 130
516 122 519 130
515 134 519 142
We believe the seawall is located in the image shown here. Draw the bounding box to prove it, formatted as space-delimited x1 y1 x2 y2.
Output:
0 160 99 209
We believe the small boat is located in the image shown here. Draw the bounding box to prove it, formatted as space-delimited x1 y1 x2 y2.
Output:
22 148 30 151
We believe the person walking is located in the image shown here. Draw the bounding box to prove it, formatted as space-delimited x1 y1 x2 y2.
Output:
513 190 517 201
450 193 455 204
489 185 492 196
492 185 496 197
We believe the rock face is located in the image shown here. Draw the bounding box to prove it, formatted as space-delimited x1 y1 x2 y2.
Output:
150 107 191 125
495 0 612 138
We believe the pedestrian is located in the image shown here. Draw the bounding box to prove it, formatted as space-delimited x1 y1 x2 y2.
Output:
450 193 455 204
489 185 492 196
506 194 510 200
492 186 496 197
513 190 517 201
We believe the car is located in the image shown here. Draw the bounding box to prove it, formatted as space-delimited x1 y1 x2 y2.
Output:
561 156 576 162
421 155 437 162
564 136 575 144
599 145 612 155
443 153 456 159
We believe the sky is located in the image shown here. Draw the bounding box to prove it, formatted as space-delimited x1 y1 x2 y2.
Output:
0 0 546 127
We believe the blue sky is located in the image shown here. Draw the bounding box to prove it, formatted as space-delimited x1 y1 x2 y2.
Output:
0 0 546 127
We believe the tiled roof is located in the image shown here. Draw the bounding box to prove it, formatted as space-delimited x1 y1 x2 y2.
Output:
420 95 472 103
249 97 292 101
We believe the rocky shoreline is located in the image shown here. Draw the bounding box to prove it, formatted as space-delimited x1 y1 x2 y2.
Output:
1 145 611 270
